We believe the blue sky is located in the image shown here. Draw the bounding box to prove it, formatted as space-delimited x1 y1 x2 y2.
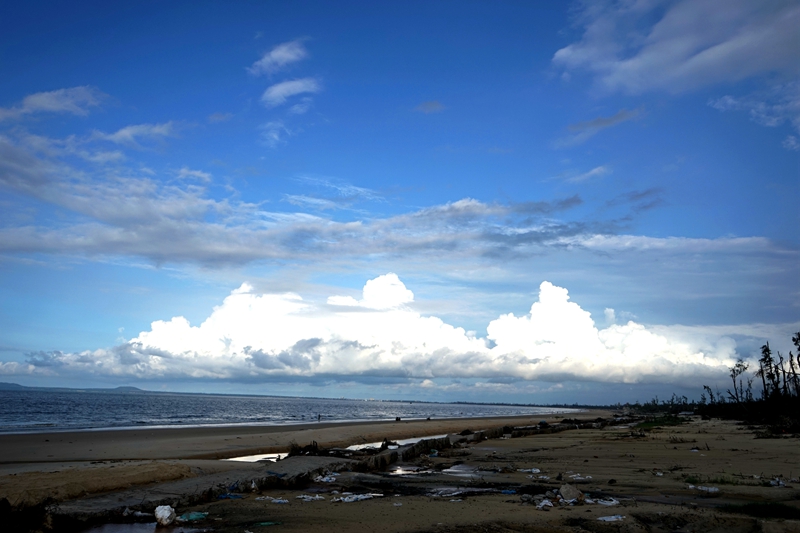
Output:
1 0 798 404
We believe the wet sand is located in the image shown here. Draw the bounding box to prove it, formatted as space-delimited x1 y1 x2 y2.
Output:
2 412 800 532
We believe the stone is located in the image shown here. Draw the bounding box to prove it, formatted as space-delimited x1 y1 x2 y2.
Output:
559 483 583 501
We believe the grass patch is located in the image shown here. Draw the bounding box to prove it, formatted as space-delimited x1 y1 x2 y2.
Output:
720 502 800 519
636 415 686 431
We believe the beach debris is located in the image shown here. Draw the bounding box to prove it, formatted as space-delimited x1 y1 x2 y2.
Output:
297 494 326 501
537 499 553 510
331 493 383 503
449 499 463 502
501 489 517 495
154 505 176 527
770 478 786 487
687 484 719 493
559 483 583 501
218 493 245 499
256 495 289 503
251 480 258 491
598 515 625 522
254 522 282 527
314 472 339 483
596 497 620 506
177 511 208 522
518 468 541 473
394 502 403 506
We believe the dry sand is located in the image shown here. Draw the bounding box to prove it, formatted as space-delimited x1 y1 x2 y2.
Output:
2 412 799 532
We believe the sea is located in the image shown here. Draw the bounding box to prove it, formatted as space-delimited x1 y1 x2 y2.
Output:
0 389 570 434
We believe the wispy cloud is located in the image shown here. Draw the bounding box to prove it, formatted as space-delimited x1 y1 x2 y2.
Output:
0 86 106 121
177 167 211 182
415 101 445 114
553 0 800 95
208 112 233 123
554 108 641 147
709 82 800 150
93 122 176 148
248 39 308 76
261 78 321 108
562 165 611 183
260 120 291 148
288 97 313 115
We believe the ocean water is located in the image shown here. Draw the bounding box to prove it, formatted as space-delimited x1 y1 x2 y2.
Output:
0 390 567 433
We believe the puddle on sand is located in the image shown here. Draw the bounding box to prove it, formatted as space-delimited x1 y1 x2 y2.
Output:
388 465 434 476
222 452 283 462
441 464 480 478
80 524 208 533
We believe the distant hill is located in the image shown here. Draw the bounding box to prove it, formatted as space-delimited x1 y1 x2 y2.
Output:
0 382 27 390
0 382 147 393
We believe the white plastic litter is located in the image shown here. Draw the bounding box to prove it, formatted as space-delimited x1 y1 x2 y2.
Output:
314 475 338 483
596 497 620 506
536 499 553 509
331 493 383 503
696 486 719 493
154 505 176 527
272 499 289 504
297 494 326 502
518 468 541 474
598 515 625 522
449 499 462 502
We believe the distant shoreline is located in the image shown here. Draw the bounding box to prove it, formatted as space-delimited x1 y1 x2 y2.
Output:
0 412 601 465
0 381 606 408
0 407 579 436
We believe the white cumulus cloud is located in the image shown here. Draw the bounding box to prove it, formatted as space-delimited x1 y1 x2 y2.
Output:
20 275 774 387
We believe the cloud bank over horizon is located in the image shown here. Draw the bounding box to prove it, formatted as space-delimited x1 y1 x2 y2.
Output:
6 274 794 391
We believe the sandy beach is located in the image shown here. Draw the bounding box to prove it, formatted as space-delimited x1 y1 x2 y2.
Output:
2 411 799 532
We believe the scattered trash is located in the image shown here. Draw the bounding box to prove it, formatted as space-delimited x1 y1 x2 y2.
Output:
393 502 403 506
697 486 719 493
331 493 383 503
178 511 208 522
251 480 258 491
272 499 289 504
596 497 619 506
449 499 463 502
537 499 553 509
154 505 176 527
218 493 245 500
314 473 339 483
770 478 786 487
501 490 517 495
518 468 541 474
297 494 326 502
598 515 626 522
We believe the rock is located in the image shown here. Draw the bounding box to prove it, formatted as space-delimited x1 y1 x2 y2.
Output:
559 483 583 501
154 505 176 527
545 490 556 499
